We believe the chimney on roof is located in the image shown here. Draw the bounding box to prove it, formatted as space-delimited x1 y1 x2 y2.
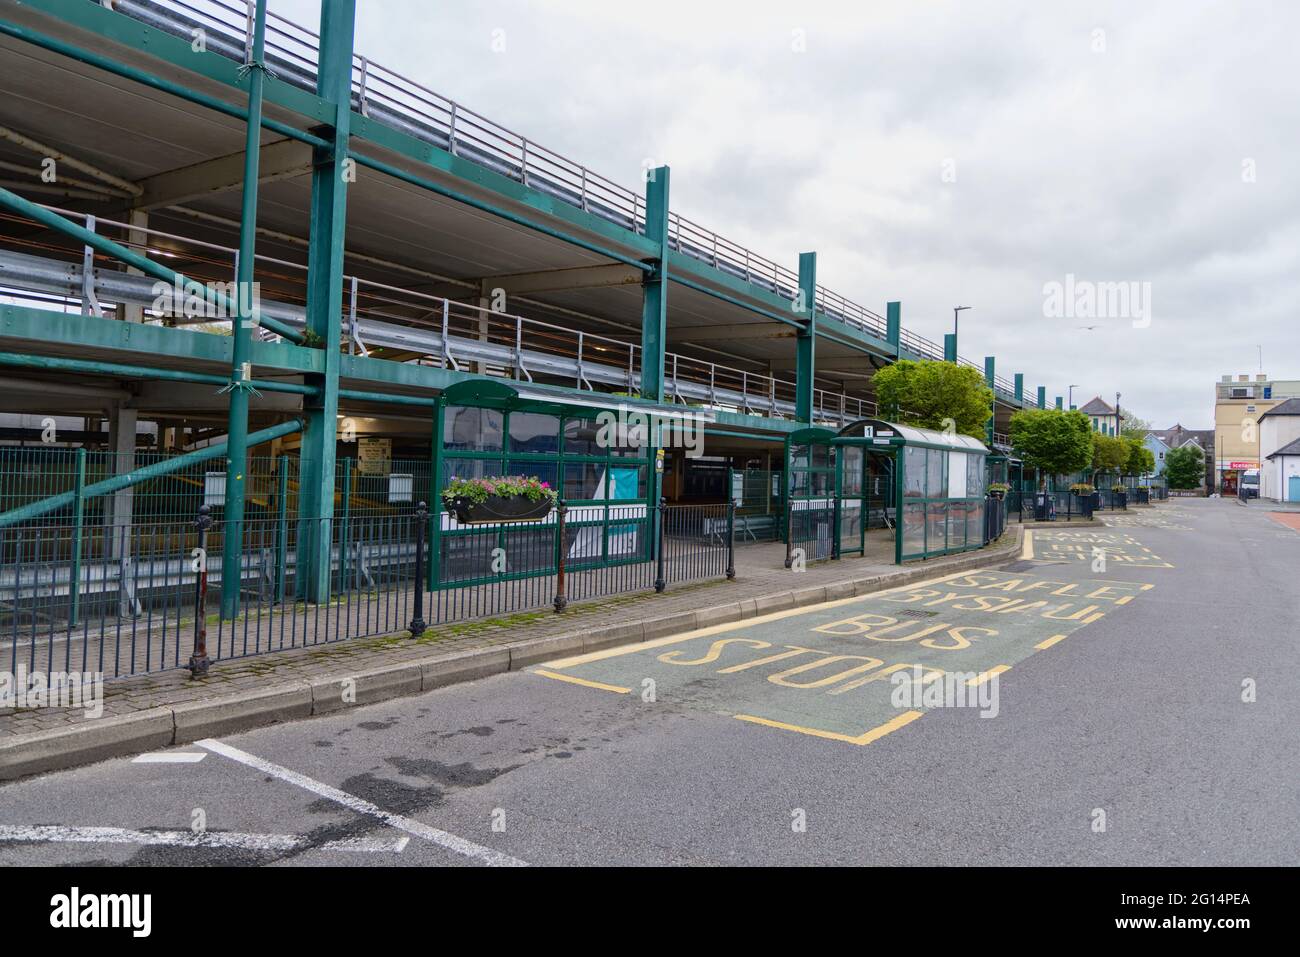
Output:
1221 375 1231 382
1256 374 1267 382
1238 375 1249 382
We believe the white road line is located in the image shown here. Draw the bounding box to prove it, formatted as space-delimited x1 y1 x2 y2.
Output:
132 752 207 763
0 824 405 853
196 738 528 867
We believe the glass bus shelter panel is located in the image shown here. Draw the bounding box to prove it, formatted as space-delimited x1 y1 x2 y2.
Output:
838 445 865 554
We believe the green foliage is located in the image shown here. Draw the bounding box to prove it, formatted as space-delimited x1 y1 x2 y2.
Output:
1070 482 1095 494
1091 433 1128 473
1122 436 1155 476
1164 445 1205 489
872 360 993 439
1119 410 1152 440
1009 409 1094 487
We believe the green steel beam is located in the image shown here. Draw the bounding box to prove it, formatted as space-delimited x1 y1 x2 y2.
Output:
1014 373 1024 402
794 252 817 422
0 16 329 150
220 0 270 619
944 333 957 363
0 419 302 529
0 303 320 375
984 356 996 447
640 166 670 402
1037 386 1047 409
0 351 315 394
1056 396 1064 410
298 0 356 604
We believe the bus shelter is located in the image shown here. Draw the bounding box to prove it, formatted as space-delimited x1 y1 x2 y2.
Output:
783 426 838 563
431 379 713 589
832 419 990 564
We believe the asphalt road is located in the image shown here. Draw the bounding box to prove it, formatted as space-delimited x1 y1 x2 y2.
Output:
1 498 1296 866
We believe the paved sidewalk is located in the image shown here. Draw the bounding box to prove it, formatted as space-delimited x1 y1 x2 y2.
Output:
0 528 1023 780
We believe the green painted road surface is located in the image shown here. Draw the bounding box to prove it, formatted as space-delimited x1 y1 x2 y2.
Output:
534 567 1153 744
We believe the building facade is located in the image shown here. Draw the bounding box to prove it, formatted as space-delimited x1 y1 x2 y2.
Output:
1078 396 1121 436
1213 374 1300 493
1259 399 1300 501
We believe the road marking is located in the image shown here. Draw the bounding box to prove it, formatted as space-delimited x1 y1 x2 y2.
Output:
734 710 924 746
532 669 630 694
1021 530 1034 560
0 824 407 854
196 739 527 867
1034 634 1069 650
965 665 1011 687
132 752 207 764
540 570 977 672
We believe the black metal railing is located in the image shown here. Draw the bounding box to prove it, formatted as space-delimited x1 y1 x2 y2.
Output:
1 500 735 682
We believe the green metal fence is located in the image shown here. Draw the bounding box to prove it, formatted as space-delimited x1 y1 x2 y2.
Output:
0 448 431 528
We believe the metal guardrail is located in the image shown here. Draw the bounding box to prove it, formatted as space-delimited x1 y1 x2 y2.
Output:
0 204 883 426
108 0 927 348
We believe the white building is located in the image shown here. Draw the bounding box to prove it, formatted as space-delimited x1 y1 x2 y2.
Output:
1258 399 1300 501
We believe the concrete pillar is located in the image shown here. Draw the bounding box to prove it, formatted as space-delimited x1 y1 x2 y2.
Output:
105 404 137 615
123 209 148 323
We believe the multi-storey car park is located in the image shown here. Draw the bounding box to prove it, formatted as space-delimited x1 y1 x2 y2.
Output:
0 0 1060 680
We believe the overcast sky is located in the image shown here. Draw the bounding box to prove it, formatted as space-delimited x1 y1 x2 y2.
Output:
279 0 1297 427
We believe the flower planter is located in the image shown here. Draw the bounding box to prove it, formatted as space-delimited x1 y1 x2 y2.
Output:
1075 493 1094 519
444 495 553 525
1113 491 1128 510
1135 488 1150 505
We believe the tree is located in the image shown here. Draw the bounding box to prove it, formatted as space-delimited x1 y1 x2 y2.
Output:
1009 408 1095 489
1091 433 1127 480
1119 410 1152 441
1122 437 1155 477
872 359 993 439
1164 445 1205 489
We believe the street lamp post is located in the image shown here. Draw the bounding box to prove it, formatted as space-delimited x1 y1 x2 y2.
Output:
1068 384 1079 408
953 305 971 339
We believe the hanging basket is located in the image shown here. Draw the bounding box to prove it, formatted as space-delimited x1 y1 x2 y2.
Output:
444 495 553 525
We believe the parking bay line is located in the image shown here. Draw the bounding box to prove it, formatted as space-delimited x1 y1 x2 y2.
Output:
196 739 528 867
734 710 925 746
0 824 408 854
132 751 207 763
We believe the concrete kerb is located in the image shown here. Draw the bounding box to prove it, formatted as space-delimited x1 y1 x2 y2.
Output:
0 527 1023 782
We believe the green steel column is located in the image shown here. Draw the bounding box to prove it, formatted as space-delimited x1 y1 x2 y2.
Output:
893 447 904 565
69 447 86 629
794 252 817 423
1014 373 1024 403
1037 386 1046 409
885 301 901 354
220 0 270 619
428 397 444 591
943 333 957 363
298 0 357 603
1056 396 1063 410
639 166 670 402
984 356 996 447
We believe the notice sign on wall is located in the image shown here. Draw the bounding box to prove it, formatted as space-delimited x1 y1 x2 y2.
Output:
357 437 392 475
